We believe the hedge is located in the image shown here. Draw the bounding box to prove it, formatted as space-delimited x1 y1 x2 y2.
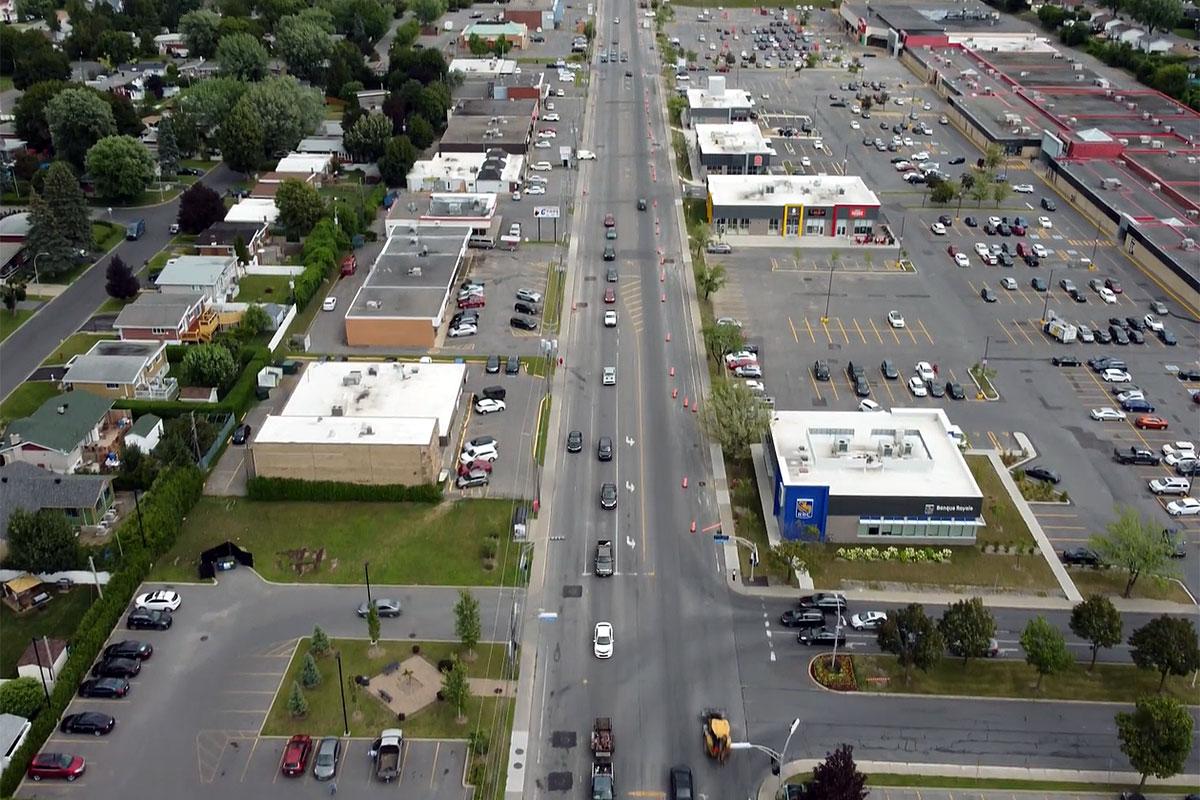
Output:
246 476 442 503
114 350 269 419
0 466 204 796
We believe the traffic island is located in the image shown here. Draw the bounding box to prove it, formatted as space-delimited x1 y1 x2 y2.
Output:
808 653 857 691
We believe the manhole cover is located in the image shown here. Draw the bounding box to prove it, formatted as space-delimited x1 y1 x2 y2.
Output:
563 585 582 598
551 731 576 748
547 772 573 791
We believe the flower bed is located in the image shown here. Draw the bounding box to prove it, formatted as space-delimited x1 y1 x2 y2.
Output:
810 653 857 691
834 545 953 563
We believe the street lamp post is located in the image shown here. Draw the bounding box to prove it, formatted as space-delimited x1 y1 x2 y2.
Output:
32 250 49 284
132 487 148 548
1041 269 1054 323
821 266 834 324
364 562 372 607
335 651 350 736
775 717 802 792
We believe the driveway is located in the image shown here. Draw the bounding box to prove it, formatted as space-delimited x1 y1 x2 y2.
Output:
204 374 298 497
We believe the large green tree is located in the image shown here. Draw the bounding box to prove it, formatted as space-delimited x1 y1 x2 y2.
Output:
180 343 239 391
15 0 55 22
1090 505 1175 598
441 656 469 722
157 115 182 179
105 254 140 300
1116 695 1193 788
179 8 222 58
378 134 418 186
694 261 727 299
0 677 45 719
45 87 117 169
86 136 156 202
23 189 76 279
217 32 269 80
178 78 250 137
700 380 771 459
701 322 745 367
275 14 334 83
331 0 391 48
96 29 136 65
938 597 996 666
878 604 943 684
1128 615 1200 691
217 100 266 173
12 31 70 89
275 179 325 237
229 77 325 167
1020 616 1072 690
412 0 447 25
1069 595 1123 671
14 80 68 153
343 112 392 162
1131 0 1183 34
6 508 83 572
41 160 92 251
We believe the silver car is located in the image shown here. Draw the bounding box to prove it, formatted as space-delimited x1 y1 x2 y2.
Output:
357 598 402 617
313 737 341 780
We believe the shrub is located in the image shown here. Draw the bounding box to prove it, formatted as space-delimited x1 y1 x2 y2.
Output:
0 678 45 719
246 476 441 503
811 654 857 691
834 546 952 564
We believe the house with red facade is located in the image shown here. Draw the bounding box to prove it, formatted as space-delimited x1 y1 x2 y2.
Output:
113 291 215 344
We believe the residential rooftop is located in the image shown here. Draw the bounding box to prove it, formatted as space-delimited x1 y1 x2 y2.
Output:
114 291 206 329
156 256 233 287
63 341 164 385
3 394 114 454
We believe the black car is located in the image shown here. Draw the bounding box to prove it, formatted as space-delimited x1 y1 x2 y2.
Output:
469 435 496 449
1110 326 1129 345
600 482 618 509
597 436 613 461
103 641 153 661
1051 355 1081 367
948 156 966 165
1061 547 1101 566
812 360 830 381
1088 356 1126 372
1178 368 1200 381
937 214 952 226
566 430 583 453
980 287 997 303
880 360 899 380
853 377 870 397
669 765 694 800
1125 315 1147 332
127 608 172 630
1162 528 1187 559
1031 277 1048 291
1068 288 1086 303
1127 328 1144 344
963 216 977 227
1177 459 1200 477
1158 328 1177 346
510 316 538 331
797 627 847 646
998 224 1012 236
603 245 615 261
928 381 945 398
1023 466 1061 484
779 609 826 628
176 167 202 176
480 385 506 401
505 354 520 374
946 382 965 400
91 657 141 679
1040 197 1056 211
61 712 116 736
606 266 618 282
798 592 847 610
231 424 251 445
1024 255 1040 267
1094 327 1113 344
1114 446 1160 466
78 677 130 698
485 354 501 374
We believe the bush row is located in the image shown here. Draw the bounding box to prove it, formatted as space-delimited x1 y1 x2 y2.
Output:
291 219 351 312
0 466 204 796
246 476 442 503
835 546 954 563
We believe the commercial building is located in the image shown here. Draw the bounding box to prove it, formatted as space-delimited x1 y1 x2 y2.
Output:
763 409 983 544
705 175 882 239
250 360 468 485
459 21 528 49
695 122 776 175
440 111 532 155
686 76 754 125
406 150 524 193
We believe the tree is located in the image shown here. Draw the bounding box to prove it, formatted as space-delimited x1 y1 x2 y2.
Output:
157 115 181 179
441 656 469 722
701 322 744 366
12 33 70 90
232 77 325 165
938 597 996 666
467 33 490 56
1151 64 1190 98
6 508 83 573
14 80 68 152
343 112 392 162
287 681 308 717
217 100 265 173
983 144 1004 171
694 261 727 300
331 0 391 47
178 78 250 137
96 29 136 65
45 87 117 169
929 179 959 205
41 161 92 251
807 744 868 800
239 304 272 337
1128 615 1200 691
86 135 156 202
23 189 76 280
217 32 269 80
406 114 435 150
0 677 45 719
412 0 447 25
1090 505 1175 598
99 91 145 140
968 173 993 206
325 39 371 100
177 182 227 235
700 380 771 459
276 179 325 237
1069 595 1123 671
991 181 1011 208
180 8 222 58
275 14 334 83
300 652 322 688
766 540 810 579
366 602 381 644
1 281 27 315
15 0 54 21
378 135 418 186
877 603 943 684
1117 694 1192 788
310 625 331 656
105 254 140 300
454 589 482 658
1131 0 1183 34
181 343 239 390
1020 616 1072 691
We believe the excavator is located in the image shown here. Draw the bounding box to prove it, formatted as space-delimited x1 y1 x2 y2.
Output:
701 709 731 763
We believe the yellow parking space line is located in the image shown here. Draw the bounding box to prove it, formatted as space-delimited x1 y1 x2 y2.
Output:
809 370 823 400
1013 319 1036 346
828 376 840 401
995 319 1017 344
852 318 868 344
916 319 934 346
836 317 850 344
901 324 917 345
880 375 897 403
771 257 779 271
1016 287 1035 304
986 431 1003 450
788 316 800 344
967 279 980 295
803 317 816 343
1028 319 1052 342
820 318 834 344
867 318 884 344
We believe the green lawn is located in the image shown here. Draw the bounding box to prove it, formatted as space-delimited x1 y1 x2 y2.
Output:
534 396 551 465
804 541 1057 592
852 654 1195 704
149 497 523 587
262 638 513 739
966 454 1036 547
236 274 293 303
788 774 1172 794
0 76 13 92
1 382 59 426
0 308 34 343
97 296 129 314
0 588 95 678
93 221 124 254
1070 568 1193 603
41 332 117 367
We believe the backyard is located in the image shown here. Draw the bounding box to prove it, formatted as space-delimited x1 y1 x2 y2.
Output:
149 497 525 587
237 274 294 303
0 588 96 678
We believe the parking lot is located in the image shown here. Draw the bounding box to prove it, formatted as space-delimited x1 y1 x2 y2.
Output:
454 362 546 500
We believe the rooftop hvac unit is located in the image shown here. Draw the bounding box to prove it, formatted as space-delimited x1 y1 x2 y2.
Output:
1105 89 1113 97
1151 141 1163 150
1020 71 1029 77
1127 102 1137 110
331 405 344 416
902 441 913 457
367 366 378 376
409 236 419 244
1150 181 1160 190
1186 209 1199 218
1188 156 1198 164
1114 94 1124 102
1152 117 1160 126
834 438 849 454
1075 74 1085 81
1072 62 1082 70
880 441 894 457
1069 117 1078 125
1165 125 1174 133
343 371 362 386
1142 111 1150 119
1139 135 1151 144
366 300 382 309
359 425 374 436
1182 237 1197 249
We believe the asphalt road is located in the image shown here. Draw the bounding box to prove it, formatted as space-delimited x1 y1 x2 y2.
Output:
524 3 758 798
0 163 242 400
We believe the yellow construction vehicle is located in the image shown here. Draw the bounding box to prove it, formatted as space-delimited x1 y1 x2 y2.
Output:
701 709 731 763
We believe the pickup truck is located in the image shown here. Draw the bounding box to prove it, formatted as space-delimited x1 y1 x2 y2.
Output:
1113 446 1160 466
591 717 614 800
369 728 403 782
594 540 614 577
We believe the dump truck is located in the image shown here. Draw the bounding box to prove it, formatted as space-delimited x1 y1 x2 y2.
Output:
369 728 403 782
591 717 614 800
702 709 731 763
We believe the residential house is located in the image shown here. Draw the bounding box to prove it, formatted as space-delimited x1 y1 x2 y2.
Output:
273 154 334 184
0 211 30 280
61 340 176 401
0 714 31 772
123 414 163 454
16 639 69 691
1117 25 1146 46
225 198 280 225
114 291 216 343
155 255 240 302
356 89 388 113
1141 35 1172 52
194 220 267 265
153 32 188 57
296 136 350 162
0 392 131 473
0 463 115 534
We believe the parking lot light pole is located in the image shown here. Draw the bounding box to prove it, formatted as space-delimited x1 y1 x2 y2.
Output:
821 267 834 324
335 651 350 736
1041 269 1054 323
364 562 373 607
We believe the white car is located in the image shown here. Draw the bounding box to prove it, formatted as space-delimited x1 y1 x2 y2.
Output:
1102 369 1132 383
987 216 1002 227
930 222 946 235
716 317 742 328
907 376 929 397
1166 498 1200 516
903 137 914 147
800 156 812 167
577 149 597 160
858 398 883 412
527 175 548 185
915 361 936 382
974 242 990 258
135 591 182 612
744 380 766 394
1150 477 1191 496
460 444 498 464
734 364 762 378
1000 277 1017 290
593 622 614 658
887 310 906 328
526 185 546 195
1090 407 1126 421
322 296 337 312
1013 184 1034 193
1032 244 1049 258
893 161 913 172
448 323 477 338
724 350 757 365
1163 442 1197 465
954 253 970 268
1143 314 1164 332
545 101 555 111
538 130 557 139
534 140 552 149
1099 287 1117 304
602 366 616 385
1116 390 1145 403
530 161 553 171
474 398 506 414
851 611 888 630
603 309 617 327
1038 216 1052 228
850 120 860 130
543 113 560 121
911 151 929 161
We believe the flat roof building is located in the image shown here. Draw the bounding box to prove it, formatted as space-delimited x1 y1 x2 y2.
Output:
706 175 883 241
440 112 532 155
695 122 776 175
686 76 755 125
763 408 983 544
406 150 524 193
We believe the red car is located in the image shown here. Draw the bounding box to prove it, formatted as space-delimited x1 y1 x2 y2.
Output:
1134 415 1169 430
1012 224 1026 236
946 244 959 257
604 287 616 304
457 296 485 309
281 735 313 777
726 355 756 370
457 459 494 476
603 213 615 228
1105 278 1123 293
28 753 86 782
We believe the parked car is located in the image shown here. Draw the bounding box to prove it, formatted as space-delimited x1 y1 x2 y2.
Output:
231 424 252 445
797 627 847 646
127 608 172 630
78 677 130 698
135 590 181 612
812 360 830 381
281 735 313 777
103 641 153 660
798 592 847 610
27 753 86 782
779 609 827 628
357 599 402 617
312 737 341 781
60 712 116 736
1061 547 1101 566
1023 466 1061 484
510 316 538 331
91 657 141 679
474 398 507 414
850 611 887 630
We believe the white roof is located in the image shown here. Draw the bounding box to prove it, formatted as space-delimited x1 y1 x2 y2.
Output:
686 86 754 110
695 122 776 155
156 255 233 287
770 408 981 499
274 153 333 174
707 174 879 208
449 57 518 75
279 360 467 438
296 137 344 154
409 152 488 183
224 198 279 224
255 415 438 446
